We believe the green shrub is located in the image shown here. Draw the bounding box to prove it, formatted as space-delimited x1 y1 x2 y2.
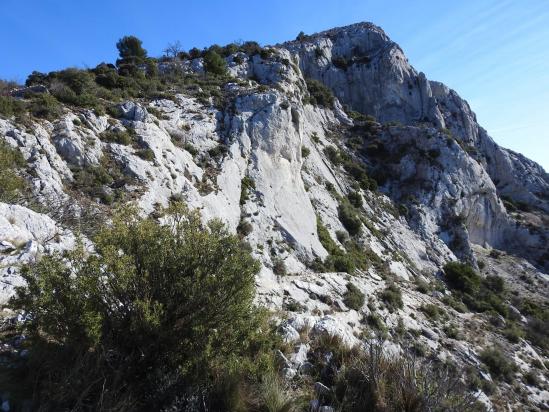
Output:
301 146 310 158
305 78 334 107
443 324 461 339
347 191 362 208
344 282 365 311
208 144 229 159
502 323 524 343
135 148 155 161
380 283 403 312
331 254 356 274
414 278 431 294
296 31 308 42
332 56 349 70
324 146 341 165
117 35 147 61
367 313 386 332
29 93 62 120
316 216 338 254
204 50 228 76
239 41 262 56
480 347 517 382
8 203 263 410
99 129 134 145
442 295 468 313
315 217 370 274
0 140 26 202
54 68 96 95
338 201 362 236
0 96 26 118
240 176 255 205
523 370 540 387
420 304 443 321
483 274 505 293
116 35 148 76
443 262 481 294
524 317 549 350
332 342 481 411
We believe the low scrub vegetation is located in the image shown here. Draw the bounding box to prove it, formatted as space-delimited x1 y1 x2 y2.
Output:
443 262 508 316
0 140 27 202
343 282 365 310
480 347 517 382
304 78 334 107
311 338 482 411
380 283 403 312
338 200 362 236
313 217 369 274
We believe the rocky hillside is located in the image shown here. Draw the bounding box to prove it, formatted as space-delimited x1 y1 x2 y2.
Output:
0 22 548 410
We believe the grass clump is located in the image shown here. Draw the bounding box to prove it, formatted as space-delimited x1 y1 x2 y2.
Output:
331 342 482 411
420 304 443 321
343 282 365 311
99 128 134 145
380 283 403 312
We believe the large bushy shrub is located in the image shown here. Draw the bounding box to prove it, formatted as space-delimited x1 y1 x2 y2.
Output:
8 203 266 410
443 261 481 294
203 50 228 76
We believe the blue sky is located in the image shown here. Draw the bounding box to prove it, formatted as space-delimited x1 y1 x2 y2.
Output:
1 0 548 170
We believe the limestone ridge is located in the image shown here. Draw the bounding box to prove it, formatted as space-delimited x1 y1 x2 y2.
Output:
0 22 548 409
283 22 548 267
285 22 548 210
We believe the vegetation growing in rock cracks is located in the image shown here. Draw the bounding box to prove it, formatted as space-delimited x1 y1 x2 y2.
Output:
0 140 27 202
313 216 369 274
343 282 365 310
304 78 334 107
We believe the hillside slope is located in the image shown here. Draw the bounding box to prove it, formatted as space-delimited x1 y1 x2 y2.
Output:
1 22 548 410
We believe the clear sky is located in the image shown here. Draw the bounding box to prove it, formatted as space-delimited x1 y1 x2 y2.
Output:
1 0 548 170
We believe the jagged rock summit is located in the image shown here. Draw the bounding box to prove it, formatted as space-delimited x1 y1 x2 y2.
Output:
1 21 548 410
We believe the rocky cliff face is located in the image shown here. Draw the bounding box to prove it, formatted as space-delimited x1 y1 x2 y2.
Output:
1 22 548 410
285 22 548 268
